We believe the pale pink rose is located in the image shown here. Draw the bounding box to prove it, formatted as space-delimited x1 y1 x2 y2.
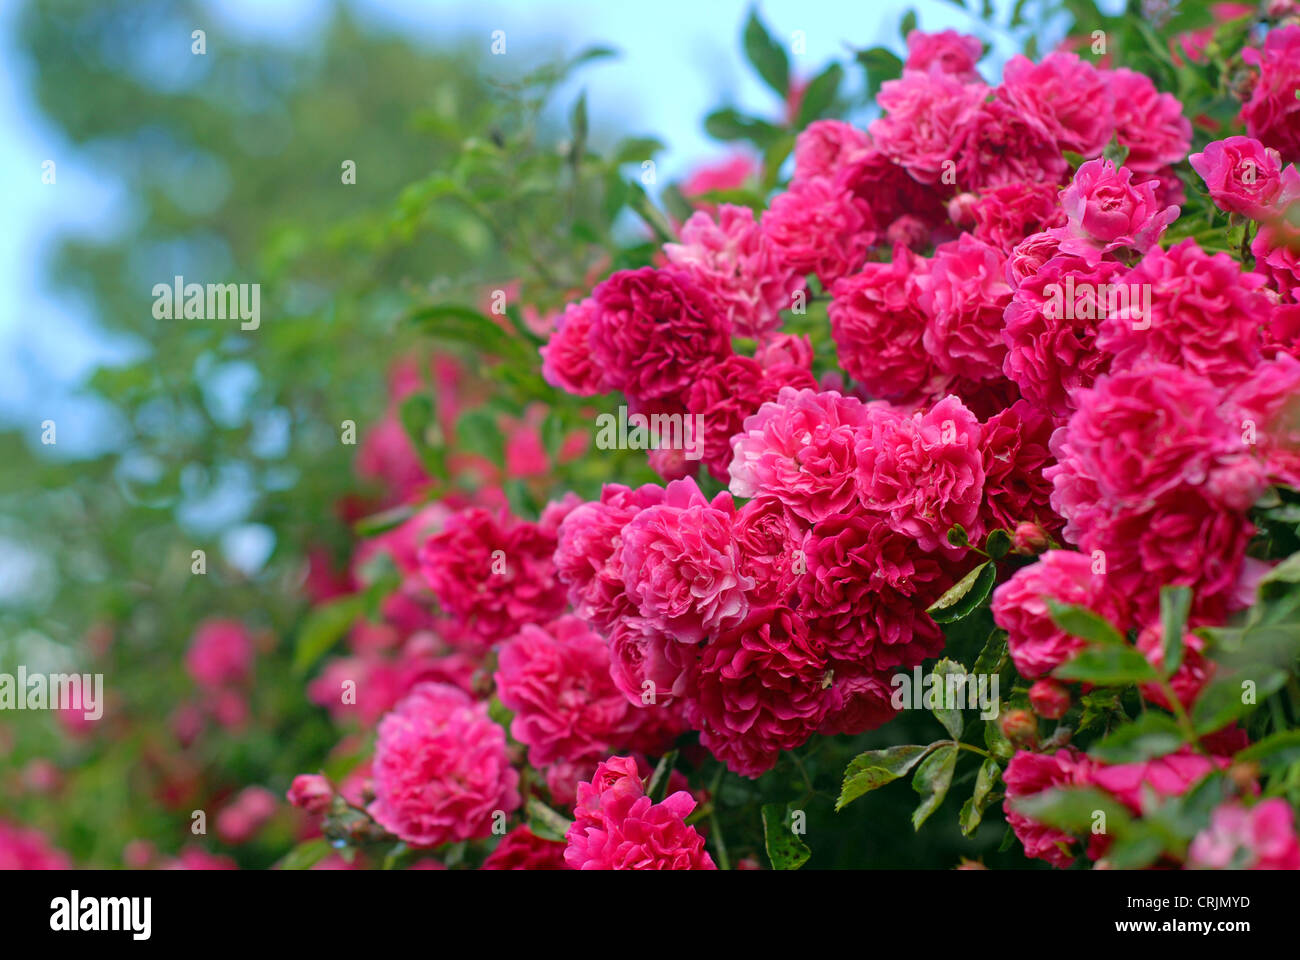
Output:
1188 798 1300 870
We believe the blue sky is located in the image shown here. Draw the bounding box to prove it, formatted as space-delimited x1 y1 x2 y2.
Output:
0 0 1070 455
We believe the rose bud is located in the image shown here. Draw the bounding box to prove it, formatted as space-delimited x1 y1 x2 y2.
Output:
1011 522 1050 556
1028 679 1071 720
287 774 334 815
1000 708 1039 749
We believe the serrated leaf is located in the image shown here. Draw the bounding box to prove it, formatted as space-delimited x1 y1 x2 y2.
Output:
927 562 995 623
1045 598 1126 647
911 743 958 830
293 595 363 674
762 802 810 869
743 6 790 97
1088 713 1186 763
932 659 967 739
1053 644 1157 686
1159 585 1192 677
837 743 934 810
960 757 1001 836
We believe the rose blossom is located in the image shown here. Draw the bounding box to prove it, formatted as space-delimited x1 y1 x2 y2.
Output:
663 204 804 340
606 615 697 705
870 70 986 185
286 774 333 815
553 483 665 633
991 550 1128 679
762 177 876 286
540 298 608 396
367 682 520 848
0 821 71 870
620 477 753 643
1049 158 1179 262
1229 352 1300 489
999 52 1114 158
186 619 254 689
419 504 567 645
855 395 986 552
792 119 871 182
919 233 1014 382
1004 748 1095 868
1001 254 1127 417
1096 239 1270 384
1240 24 1300 164
733 495 808 607
565 756 715 869
829 246 948 403
903 29 983 81
687 606 830 777
588 267 732 403
797 511 949 668
729 387 870 524
1107 67 1192 173
1187 799 1300 870
1189 137 1286 219
482 825 569 870
969 180 1067 252
1089 748 1227 815
1135 622 1214 712
954 97 1068 190
818 661 899 736
1005 230 1063 286
980 400 1062 536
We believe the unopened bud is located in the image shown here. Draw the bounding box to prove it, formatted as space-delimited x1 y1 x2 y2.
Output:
1000 708 1039 749
1028 679 1071 720
287 773 334 815
1011 522 1050 556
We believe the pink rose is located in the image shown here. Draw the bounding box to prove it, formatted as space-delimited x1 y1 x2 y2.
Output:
955 97 1069 190
733 495 809 607
1096 239 1269 384
620 477 753 643
1240 24 1300 164
1189 136 1286 219
687 606 830 777
540 298 608 396
1004 748 1095 868
829 246 949 404
979 400 1062 536
588 267 732 403
792 119 871 183
919 233 1014 382
1107 67 1192 173
0 821 72 870
969 179 1067 252
663 204 804 340
992 550 1128 679
286 774 333 815
762 177 876 286
1089 748 1227 815
904 29 983 81
565 756 715 869
1188 798 1300 870
870 70 986 185
483 825 569 870
367 683 520 848
1049 158 1179 262
186 619 254 689
728 386 870 524
855 395 986 553
1000 52 1114 158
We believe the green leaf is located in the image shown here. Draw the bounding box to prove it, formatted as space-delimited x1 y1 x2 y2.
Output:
526 797 574 843
293 595 363 674
900 9 917 39
1192 665 1289 735
455 407 506 467
1088 713 1187 764
646 749 679 803
837 743 934 810
911 743 958 830
1053 644 1157 686
352 503 416 538
407 304 531 363
946 523 970 548
1159 585 1192 677
959 757 1001 836
1045 598 1126 646
1009 786 1132 837
570 90 588 165
704 108 783 148
855 46 903 100
762 802 811 869
278 837 333 870
795 62 844 128
973 628 1008 676
931 659 967 739
1236 730 1300 773
927 561 995 623
743 6 790 97
398 392 447 481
